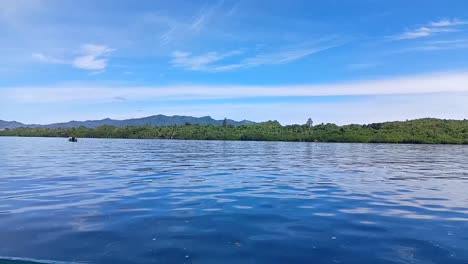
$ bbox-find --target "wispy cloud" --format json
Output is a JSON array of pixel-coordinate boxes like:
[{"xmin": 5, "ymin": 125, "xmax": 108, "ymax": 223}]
[
  {"xmin": 159, "ymin": 24, "xmax": 177, "ymax": 46},
  {"xmin": 85, "ymin": 93, "xmax": 468, "ymax": 125},
  {"xmin": 170, "ymin": 50, "xmax": 242, "ymax": 71},
  {"xmin": 2, "ymin": 72, "xmax": 468, "ymax": 125},
  {"xmin": 31, "ymin": 53, "xmax": 66, "ymax": 64},
  {"xmin": 225, "ymin": 2, "xmax": 240, "ymax": 17},
  {"xmin": 243, "ymin": 46, "xmax": 333, "ymax": 66},
  {"xmin": 190, "ymin": 1, "xmax": 224, "ymax": 32},
  {"xmin": 430, "ymin": 19, "xmax": 468, "ymax": 27},
  {"xmin": 3, "ymin": 71, "xmax": 468, "ymax": 104},
  {"xmin": 170, "ymin": 42, "xmax": 340, "ymax": 72},
  {"xmin": 32, "ymin": 44, "xmax": 115, "ymax": 71},
  {"xmin": 391, "ymin": 18, "xmax": 468, "ymax": 40},
  {"xmin": 397, "ymin": 27, "xmax": 456, "ymax": 40},
  {"xmin": 113, "ymin": 96, "xmax": 127, "ymax": 102},
  {"xmin": 395, "ymin": 38, "xmax": 468, "ymax": 53},
  {"xmin": 72, "ymin": 44, "xmax": 114, "ymax": 70},
  {"xmin": 154, "ymin": 0, "xmax": 227, "ymax": 46}
]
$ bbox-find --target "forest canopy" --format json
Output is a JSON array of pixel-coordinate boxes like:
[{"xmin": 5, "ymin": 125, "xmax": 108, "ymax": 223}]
[{"xmin": 1, "ymin": 118, "xmax": 467, "ymax": 144}]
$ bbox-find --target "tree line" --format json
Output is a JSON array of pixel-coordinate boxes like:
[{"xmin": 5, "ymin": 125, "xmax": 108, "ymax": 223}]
[{"xmin": 1, "ymin": 118, "xmax": 467, "ymax": 144}]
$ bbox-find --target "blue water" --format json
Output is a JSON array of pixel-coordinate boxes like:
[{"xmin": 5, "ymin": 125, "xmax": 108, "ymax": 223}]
[{"xmin": 1, "ymin": 137, "xmax": 468, "ymax": 264}]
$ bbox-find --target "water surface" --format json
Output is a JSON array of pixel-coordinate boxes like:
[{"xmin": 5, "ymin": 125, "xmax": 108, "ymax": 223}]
[{"xmin": 1, "ymin": 137, "xmax": 468, "ymax": 263}]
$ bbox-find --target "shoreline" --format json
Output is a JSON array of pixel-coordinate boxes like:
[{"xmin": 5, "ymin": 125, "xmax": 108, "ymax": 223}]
[
  {"xmin": 1, "ymin": 135, "xmax": 466, "ymax": 145},
  {"xmin": 1, "ymin": 118, "xmax": 467, "ymax": 145}
]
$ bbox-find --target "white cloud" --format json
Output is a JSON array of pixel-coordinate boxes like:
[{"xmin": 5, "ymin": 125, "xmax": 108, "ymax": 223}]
[
  {"xmin": 159, "ymin": 25, "xmax": 177, "ymax": 46},
  {"xmin": 2, "ymin": 71, "xmax": 468, "ymax": 104},
  {"xmin": 151, "ymin": 0, "xmax": 226, "ymax": 46},
  {"xmin": 391, "ymin": 18, "xmax": 468, "ymax": 40},
  {"xmin": 190, "ymin": 0, "xmax": 225, "ymax": 32},
  {"xmin": 2, "ymin": 71, "xmax": 468, "ymax": 125},
  {"xmin": 430, "ymin": 19, "xmax": 468, "ymax": 27},
  {"xmin": 2, "ymin": 93, "xmax": 468, "ymax": 126},
  {"xmin": 190, "ymin": 13, "xmax": 209, "ymax": 33},
  {"xmin": 113, "ymin": 93, "xmax": 468, "ymax": 125},
  {"xmin": 72, "ymin": 44, "xmax": 114, "ymax": 70},
  {"xmin": 170, "ymin": 50, "xmax": 242, "ymax": 71},
  {"xmin": 243, "ymin": 46, "xmax": 331, "ymax": 66},
  {"xmin": 171, "ymin": 43, "xmax": 339, "ymax": 72},
  {"xmin": 32, "ymin": 53, "xmax": 66, "ymax": 64},
  {"xmin": 395, "ymin": 38, "xmax": 468, "ymax": 53},
  {"xmin": 398, "ymin": 27, "xmax": 456, "ymax": 40},
  {"xmin": 32, "ymin": 44, "xmax": 115, "ymax": 71}
]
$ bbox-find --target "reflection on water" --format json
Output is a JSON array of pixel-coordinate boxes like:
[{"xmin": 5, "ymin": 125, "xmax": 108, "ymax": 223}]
[{"xmin": 0, "ymin": 137, "xmax": 467, "ymax": 264}]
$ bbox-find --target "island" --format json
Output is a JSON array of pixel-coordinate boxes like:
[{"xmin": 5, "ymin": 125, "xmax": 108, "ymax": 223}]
[{"xmin": 1, "ymin": 118, "xmax": 467, "ymax": 144}]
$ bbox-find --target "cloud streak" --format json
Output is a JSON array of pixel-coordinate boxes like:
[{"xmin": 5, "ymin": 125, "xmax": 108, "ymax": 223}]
[
  {"xmin": 190, "ymin": 1, "xmax": 225, "ymax": 32},
  {"xmin": 170, "ymin": 43, "xmax": 339, "ymax": 72},
  {"xmin": 109, "ymin": 93, "xmax": 468, "ymax": 125},
  {"xmin": 2, "ymin": 94, "xmax": 468, "ymax": 126},
  {"xmin": 2, "ymin": 71, "xmax": 468, "ymax": 103},
  {"xmin": 391, "ymin": 18, "xmax": 468, "ymax": 40},
  {"xmin": 430, "ymin": 19, "xmax": 468, "ymax": 27},
  {"xmin": 394, "ymin": 38, "xmax": 468, "ymax": 53},
  {"xmin": 154, "ymin": 0, "xmax": 227, "ymax": 46},
  {"xmin": 170, "ymin": 50, "xmax": 242, "ymax": 71}
]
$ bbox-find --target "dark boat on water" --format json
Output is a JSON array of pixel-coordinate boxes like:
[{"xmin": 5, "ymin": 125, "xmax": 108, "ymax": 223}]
[{"xmin": 68, "ymin": 137, "xmax": 78, "ymax": 142}]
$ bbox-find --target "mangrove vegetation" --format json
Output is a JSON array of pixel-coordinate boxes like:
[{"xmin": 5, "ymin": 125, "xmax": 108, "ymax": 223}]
[{"xmin": 1, "ymin": 118, "xmax": 467, "ymax": 144}]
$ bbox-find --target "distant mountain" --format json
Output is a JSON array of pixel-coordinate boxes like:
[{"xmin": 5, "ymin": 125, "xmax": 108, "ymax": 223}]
[
  {"xmin": 0, "ymin": 120, "xmax": 31, "ymax": 129},
  {"xmin": 0, "ymin": 115, "xmax": 255, "ymax": 129}
]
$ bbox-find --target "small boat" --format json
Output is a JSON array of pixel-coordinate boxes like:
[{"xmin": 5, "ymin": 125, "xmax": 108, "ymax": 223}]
[{"xmin": 68, "ymin": 137, "xmax": 78, "ymax": 142}]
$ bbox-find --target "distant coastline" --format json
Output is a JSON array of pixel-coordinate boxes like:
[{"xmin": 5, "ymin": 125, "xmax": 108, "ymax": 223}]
[
  {"xmin": 0, "ymin": 114, "xmax": 254, "ymax": 129},
  {"xmin": 1, "ymin": 118, "xmax": 467, "ymax": 144}
]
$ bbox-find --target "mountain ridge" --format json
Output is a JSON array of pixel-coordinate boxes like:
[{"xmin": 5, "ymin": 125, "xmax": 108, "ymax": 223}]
[{"xmin": 0, "ymin": 115, "xmax": 255, "ymax": 129}]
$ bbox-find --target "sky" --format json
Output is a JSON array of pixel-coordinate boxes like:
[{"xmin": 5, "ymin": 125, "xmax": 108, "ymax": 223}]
[{"xmin": 1, "ymin": 0, "xmax": 468, "ymax": 125}]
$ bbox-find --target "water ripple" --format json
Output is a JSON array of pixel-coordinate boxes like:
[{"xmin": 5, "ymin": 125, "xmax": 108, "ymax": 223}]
[{"xmin": 1, "ymin": 137, "xmax": 468, "ymax": 263}]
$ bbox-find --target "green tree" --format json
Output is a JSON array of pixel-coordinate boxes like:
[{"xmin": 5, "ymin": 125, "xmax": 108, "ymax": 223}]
[{"xmin": 1, "ymin": 118, "xmax": 467, "ymax": 144}]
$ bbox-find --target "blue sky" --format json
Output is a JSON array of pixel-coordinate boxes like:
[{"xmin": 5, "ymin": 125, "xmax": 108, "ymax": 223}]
[{"xmin": 1, "ymin": 0, "xmax": 468, "ymax": 124}]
